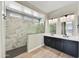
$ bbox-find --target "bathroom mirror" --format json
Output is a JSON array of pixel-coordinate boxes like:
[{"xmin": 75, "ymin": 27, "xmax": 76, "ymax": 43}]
[{"xmin": 60, "ymin": 14, "xmax": 74, "ymax": 36}]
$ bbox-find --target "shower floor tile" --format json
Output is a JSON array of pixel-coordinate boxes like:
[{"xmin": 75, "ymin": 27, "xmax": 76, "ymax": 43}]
[{"xmin": 6, "ymin": 46, "xmax": 27, "ymax": 58}]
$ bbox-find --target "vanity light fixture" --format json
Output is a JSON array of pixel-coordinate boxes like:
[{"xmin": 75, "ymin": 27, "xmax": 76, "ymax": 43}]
[
  {"xmin": 51, "ymin": 18, "xmax": 53, "ymax": 19},
  {"xmin": 64, "ymin": 15, "xmax": 68, "ymax": 17}
]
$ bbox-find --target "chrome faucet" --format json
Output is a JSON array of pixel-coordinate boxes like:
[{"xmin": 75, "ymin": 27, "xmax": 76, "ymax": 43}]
[{"xmin": 63, "ymin": 34, "xmax": 69, "ymax": 38}]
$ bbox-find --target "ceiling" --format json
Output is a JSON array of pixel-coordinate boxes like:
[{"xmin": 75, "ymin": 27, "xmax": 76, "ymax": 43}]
[
  {"xmin": 28, "ymin": 1, "xmax": 78, "ymax": 13},
  {"xmin": 17, "ymin": 1, "xmax": 78, "ymax": 14}
]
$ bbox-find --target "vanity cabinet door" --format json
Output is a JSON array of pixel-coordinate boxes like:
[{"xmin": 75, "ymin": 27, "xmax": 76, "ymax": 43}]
[
  {"xmin": 63, "ymin": 40, "xmax": 78, "ymax": 57},
  {"xmin": 44, "ymin": 36, "xmax": 52, "ymax": 47},
  {"xmin": 55, "ymin": 38, "xmax": 63, "ymax": 51},
  {"xmin": 78, "ymin": 42, "xmax": 79, "ymax": 57},
  {"xmin": 44, "ymin": 36, "xmax": 56, "ymax": 48},
  {"xmin": 51, "ymin": 37, "xmax": 56, "ymax": 48}
]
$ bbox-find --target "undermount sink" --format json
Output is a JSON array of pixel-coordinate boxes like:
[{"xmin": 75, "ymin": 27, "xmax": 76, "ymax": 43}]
[{"xmin": 63, "ymin": 35, "xmax": 69, "ymax": 38}]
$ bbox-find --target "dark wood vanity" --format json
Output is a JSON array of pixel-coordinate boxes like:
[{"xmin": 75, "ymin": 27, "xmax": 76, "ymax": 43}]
[{"xmin": 44, "ymin": 36, "xmax": 79, "ymax": 58}]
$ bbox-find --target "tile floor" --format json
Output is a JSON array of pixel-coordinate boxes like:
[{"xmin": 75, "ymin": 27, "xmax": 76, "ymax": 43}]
[{"xmin": 16, "ymin": 46, "xmax": 74, "ymax": 58}]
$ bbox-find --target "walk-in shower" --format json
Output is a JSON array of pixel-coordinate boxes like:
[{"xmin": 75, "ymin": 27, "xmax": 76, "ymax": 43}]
[{"xmin": 5, "ymin": 1, "xmax": 45, "ymax": 58}]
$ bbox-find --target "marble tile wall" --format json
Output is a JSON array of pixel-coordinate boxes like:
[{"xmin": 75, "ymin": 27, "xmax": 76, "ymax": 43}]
[{"xmin": 6, "ymin": 17, "xmax": 30, "ymax": 51}]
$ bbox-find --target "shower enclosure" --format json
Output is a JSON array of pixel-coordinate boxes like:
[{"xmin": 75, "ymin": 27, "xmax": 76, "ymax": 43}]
[{"xmin": 5, "ymin": 1, "xmax": 45, "ymax": 58}]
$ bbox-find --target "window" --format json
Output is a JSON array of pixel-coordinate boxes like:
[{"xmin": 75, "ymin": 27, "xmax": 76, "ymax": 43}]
[
  {"xmin": 49, "ymin": 19, "xmax": 57, "ymax": 34},
  {"xmin": 49, "ymin": 23, "xmax": 56, "ymax": 34},
  {"xmin": 30, "ymin": 18, "xmax": 45, "ymax": 33}
]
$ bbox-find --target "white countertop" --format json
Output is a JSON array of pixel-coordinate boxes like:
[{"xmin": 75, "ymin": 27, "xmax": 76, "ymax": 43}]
[{"xmin": 44, "ymin": 34, "xmax": 79, "ymax": 42}]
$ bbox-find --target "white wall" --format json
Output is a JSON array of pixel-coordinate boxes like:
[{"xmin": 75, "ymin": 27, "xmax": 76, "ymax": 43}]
[
  {"xmin": 76, "ymin": 4, "xmax": 79, "ymax": 35},
  {"xmin": 45, "ymin": 16, "xmax": 49, "ymax": 34},
  {"xmin": 27, "ymin": 33, "xmax": 44, "ymax": 52},
  {"xmin": 56, "ymin": 18, "xmax": 61, "ymax": 35},
  {"xmin": 48, "ymin": 4, "xmax": 78, "ymax": 19},
  {"xmin": 0, "ymin": 1, "xmax": 5, "ymax": 58},
  {"xmin": 0, "ymin": 1, "xmax": 2, "ymax": 57}
]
